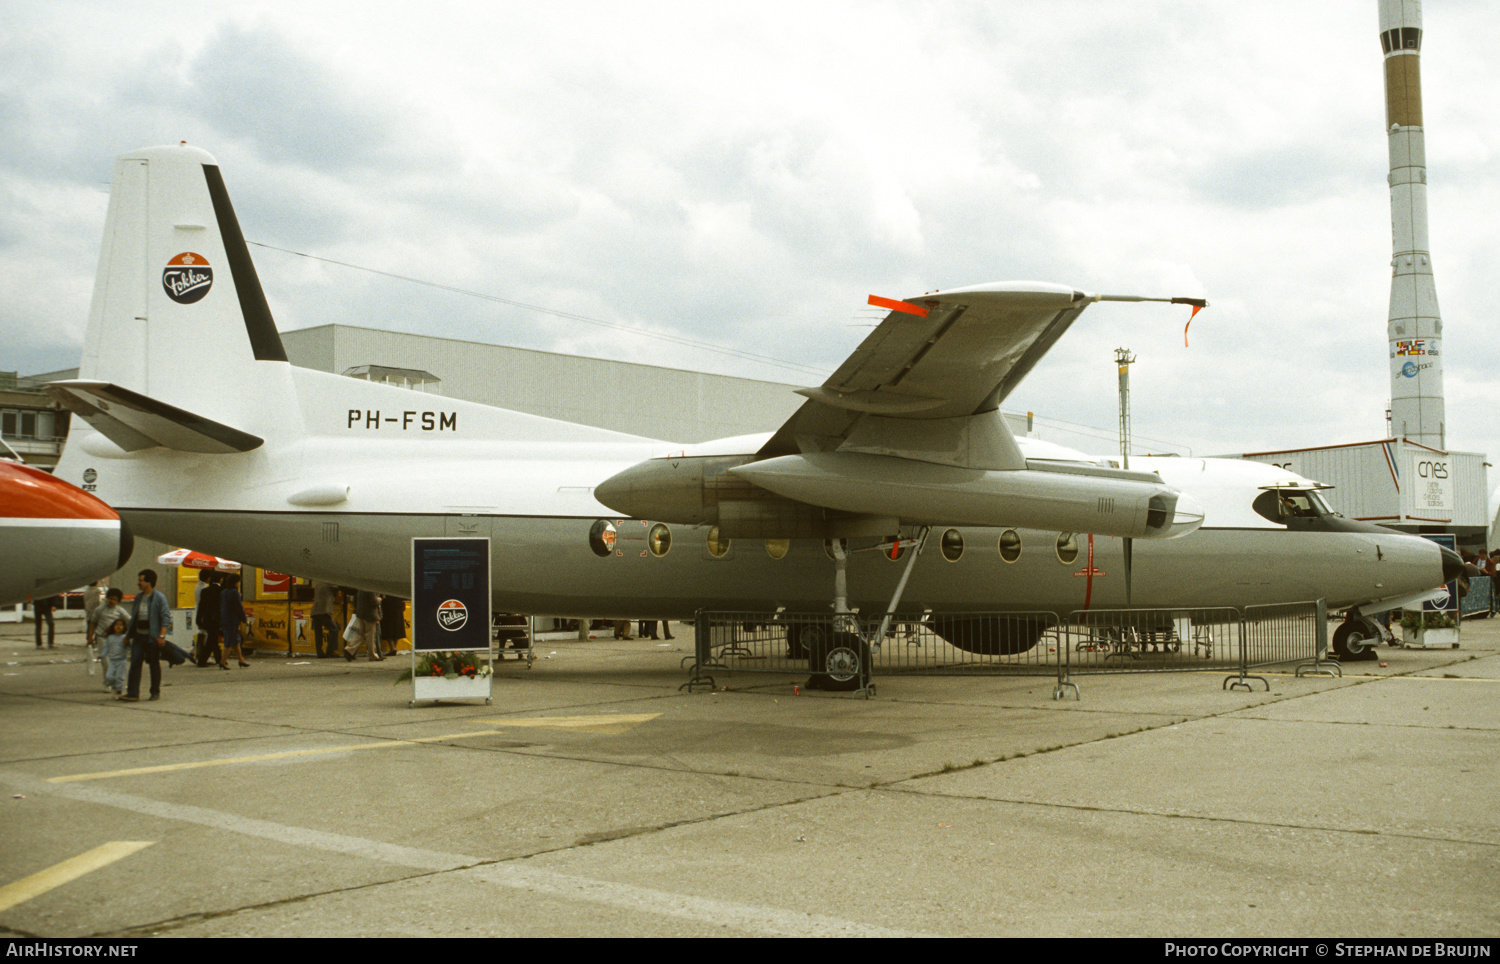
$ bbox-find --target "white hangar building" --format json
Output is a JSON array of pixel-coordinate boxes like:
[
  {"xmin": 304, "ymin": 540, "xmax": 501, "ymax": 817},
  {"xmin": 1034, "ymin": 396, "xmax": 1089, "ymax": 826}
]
[{"xmin": 279, "ymin": 324, "xmax": 807, "ymax": 444}]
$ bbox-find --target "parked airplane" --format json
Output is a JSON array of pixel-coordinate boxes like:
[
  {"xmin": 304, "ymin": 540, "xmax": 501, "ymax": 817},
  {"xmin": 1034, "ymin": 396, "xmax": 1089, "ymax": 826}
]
[
  {"xmin": 46, "ymin": 144, "xmax": 1455, "ymax": 677},
  {"xmin": 0, "ymin": 454, "xmax": 133, "ymax": 605}
]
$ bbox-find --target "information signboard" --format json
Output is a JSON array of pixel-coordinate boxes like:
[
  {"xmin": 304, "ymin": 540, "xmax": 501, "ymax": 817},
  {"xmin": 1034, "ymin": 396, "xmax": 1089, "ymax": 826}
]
[
  {"xmin": 411, "ymin": 537, "xmax": 491, "ymax": 652},
  {"xmin": 1420, "ymin": 533, "xmax": 1458, "ymax": 615}
]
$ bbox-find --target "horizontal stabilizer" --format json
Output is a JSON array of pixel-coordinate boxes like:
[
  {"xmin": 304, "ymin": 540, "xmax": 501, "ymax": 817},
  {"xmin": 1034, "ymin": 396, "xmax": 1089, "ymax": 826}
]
[{"xmin": 45, "ymin": 380, "xmax": 263, "ymax": 454}]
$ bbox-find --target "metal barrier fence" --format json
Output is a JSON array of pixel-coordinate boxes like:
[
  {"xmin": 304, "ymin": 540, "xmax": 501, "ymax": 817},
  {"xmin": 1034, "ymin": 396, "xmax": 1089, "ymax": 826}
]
[
  {"xmin": 1242, "ymin": 600, "xmax": 1336, "ymax": 684},
  {"xmin": 1061, "ymin": 607, "xmax": 1243, "ymax": 676},
  {"xmin": 688, "ymin": 601, "xmax": 1334, "ymax": 698}
]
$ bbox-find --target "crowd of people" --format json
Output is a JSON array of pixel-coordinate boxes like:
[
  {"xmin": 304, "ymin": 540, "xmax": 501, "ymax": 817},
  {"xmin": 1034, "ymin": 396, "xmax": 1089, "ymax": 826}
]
[
  {"xmin": 1461, "ymin": 548, "xmax": 1500, "ymax": 599},
  {"xmin": 52, "ymin": 569, "xmax": 680, "ymax": 706},
  {"xmin": 68, "ymin": 571, "xmax": 412, "ymax": 704}
]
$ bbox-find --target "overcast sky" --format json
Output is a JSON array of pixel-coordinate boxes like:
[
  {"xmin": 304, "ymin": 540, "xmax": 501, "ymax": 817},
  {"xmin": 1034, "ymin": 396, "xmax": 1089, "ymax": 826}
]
[{"xmin": 2, "ymin": 0, "xmax": 1497, "ymax": 462}]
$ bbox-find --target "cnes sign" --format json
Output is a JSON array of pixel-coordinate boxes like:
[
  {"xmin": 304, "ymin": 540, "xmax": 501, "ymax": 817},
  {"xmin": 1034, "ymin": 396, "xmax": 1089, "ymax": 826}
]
[{"xmin": 1405, "ymin": 452, "xmax": 1452, "ymax": 519}]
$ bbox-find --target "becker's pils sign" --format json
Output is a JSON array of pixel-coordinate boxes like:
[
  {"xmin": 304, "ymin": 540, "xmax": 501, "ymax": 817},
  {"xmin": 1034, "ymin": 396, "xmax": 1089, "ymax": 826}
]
[{"xmin": 163, "ymin": 252, "xmax": 213, "ymax": 304}]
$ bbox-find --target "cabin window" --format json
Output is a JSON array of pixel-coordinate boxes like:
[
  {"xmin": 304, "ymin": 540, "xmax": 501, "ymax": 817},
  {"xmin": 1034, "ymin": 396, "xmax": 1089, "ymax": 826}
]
[
  {"xmin": 588, "ymin": 520, "xmax": 616, "ymax": 558},
  {"xmin": 998, "ymin": 529, "xmax": 1021, "ymax": 563},
  {"xmin": 648, "ymin": 523, "xmax": 671, "ymax": 557},
  {"xmin": 941, "ymin": 528, "xmax": 964, "ymax": 562},
  {"xmin": 707, "ymin": 527, "xmax": 729, "ymax": 558},
  {"xmin": 883, "ymin": 536, "xmax": 906, "ymax": 561},
  {"xmin": 1056, "ymin": 532, "xmax": 1079, "ymax": 565},
  {"xmin": 765, "ymin": 539, "xmax": 789, "ymax": 560}
]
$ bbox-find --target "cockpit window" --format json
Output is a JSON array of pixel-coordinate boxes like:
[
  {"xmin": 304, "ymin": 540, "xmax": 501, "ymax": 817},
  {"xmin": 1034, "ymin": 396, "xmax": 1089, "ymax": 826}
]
[{"xmin": 1253, "ymin": 489, "xmax": 1335, "ymax": 524}]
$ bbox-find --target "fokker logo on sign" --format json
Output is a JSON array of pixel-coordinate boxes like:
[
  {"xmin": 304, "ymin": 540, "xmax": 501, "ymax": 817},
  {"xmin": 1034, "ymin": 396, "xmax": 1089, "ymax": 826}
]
[
  {"xmin": 163, "ymin": 252, "xmax": 213, "ymax": 304},
  {"xmin": 437, "ymin": 599, "xmax": 468, "ymax": 631}
]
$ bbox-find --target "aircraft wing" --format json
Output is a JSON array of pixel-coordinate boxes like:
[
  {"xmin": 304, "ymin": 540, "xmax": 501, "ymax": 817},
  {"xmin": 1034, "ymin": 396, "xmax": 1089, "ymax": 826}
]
[
  {"xmin": 758, "ymin": 282, "xmax": 1091, "ymax": 461},
  {"xmin": 597, "ymin": 280, "xmax": 1208, "ymax": 541}
]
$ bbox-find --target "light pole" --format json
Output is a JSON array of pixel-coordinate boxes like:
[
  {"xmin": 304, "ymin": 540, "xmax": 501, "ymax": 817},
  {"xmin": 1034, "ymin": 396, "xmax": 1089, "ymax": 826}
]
[{"xmin": 1116, "ymin": 347, "xmax": 1135, "ymax": 470}]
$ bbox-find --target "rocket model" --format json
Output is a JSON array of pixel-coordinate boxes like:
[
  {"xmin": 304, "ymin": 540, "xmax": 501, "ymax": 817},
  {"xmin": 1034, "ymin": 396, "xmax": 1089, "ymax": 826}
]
[{"xmin": 1380, "ymin": 0, "xmax": 1445, "ymax": 448}]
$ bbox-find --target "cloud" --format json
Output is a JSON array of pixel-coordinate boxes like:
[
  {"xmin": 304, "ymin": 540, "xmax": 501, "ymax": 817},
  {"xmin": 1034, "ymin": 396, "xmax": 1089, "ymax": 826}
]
[{"xmin": 1, "ymin": 0, "xmax": 1498, "ymax": 468}]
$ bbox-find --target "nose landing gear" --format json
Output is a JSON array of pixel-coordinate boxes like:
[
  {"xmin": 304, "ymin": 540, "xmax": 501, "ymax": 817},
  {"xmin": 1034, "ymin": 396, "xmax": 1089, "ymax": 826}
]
[{"xmin": 1332, "ymin": 611, "xmax": 1385, "ymax": 661}]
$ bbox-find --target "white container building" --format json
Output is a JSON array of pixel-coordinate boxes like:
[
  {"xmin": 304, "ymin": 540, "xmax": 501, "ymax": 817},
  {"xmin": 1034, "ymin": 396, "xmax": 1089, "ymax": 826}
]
[{"xmin": 1240, "ymin": 439, "xmax": 1490, "ymax": 550}]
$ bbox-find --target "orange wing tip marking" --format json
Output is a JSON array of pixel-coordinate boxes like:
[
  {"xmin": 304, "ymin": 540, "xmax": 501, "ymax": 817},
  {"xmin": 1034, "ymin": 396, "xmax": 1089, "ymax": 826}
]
[{"xmin": 868, "ymin": 294, "xmax": 929, "ymax": 318}]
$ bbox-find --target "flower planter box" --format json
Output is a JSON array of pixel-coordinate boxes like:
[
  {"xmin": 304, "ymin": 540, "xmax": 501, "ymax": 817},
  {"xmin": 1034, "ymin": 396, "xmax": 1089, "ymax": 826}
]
[
  {"xmin": 412, "ymin": 673, "xmax": 492, "ymax": 703},
  {"xmin": 1402, "ymin": 624, "xmax": 1459, "ymax": 649}
]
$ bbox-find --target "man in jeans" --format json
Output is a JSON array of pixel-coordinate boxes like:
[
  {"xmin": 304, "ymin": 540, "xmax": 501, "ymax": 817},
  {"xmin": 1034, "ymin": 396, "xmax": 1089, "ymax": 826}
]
[
  {"xmin": 120, "ymin": 569, "xmax": 171, "ymax": 702},
  {"xmin": 32, "ymin": 593, "xmax": 60, "ymax": 649}
]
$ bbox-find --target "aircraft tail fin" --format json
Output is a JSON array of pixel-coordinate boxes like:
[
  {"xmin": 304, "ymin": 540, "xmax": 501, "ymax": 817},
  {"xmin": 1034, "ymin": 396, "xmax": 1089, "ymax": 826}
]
[
  {"xmin": 77, "ymin": 144, "xmax": 295, "ymax": 437},
  {"xmin": 63, "ymin": 144, "xmax": 656, "ymax": 460}
]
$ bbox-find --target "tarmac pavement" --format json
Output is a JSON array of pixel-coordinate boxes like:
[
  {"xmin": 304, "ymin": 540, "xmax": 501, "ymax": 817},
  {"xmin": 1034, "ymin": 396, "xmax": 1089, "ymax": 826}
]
[{"xmin": 0, "ymin": 617, "xmax": 1496, "ymax": 937}]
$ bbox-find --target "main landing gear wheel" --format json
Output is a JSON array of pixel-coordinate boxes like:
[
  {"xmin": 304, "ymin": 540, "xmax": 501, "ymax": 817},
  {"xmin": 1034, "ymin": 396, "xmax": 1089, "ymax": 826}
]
[
  {"xmin": 808, "ymin": 632, "xmax": 869, "ymax": 692},
  {"xmin": 1332, "ymin": 622, "xmax": 1378, "ymax": 662},
  {"xmin": 787, "ymin": 623, "xmax": 820, "ymax": 660}
]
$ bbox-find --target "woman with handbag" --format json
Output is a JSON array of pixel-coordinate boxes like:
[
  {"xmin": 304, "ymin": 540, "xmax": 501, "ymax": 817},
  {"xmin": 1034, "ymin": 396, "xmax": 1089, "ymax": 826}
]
[{"xmin": 220, "ymin": 573, "xmax": 250, "ymax": 667}]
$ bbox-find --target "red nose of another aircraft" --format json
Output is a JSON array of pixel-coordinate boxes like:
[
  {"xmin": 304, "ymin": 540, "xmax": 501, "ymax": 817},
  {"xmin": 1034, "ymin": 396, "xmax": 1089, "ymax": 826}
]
[{"xmin": 0, "ymin": 459, "xmax": 133, "ymax": 605}]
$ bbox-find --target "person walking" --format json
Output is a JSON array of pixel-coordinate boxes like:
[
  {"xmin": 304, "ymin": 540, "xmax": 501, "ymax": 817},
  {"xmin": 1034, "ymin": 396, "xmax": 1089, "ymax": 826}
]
[
  {"xmin": 87, "ymin": 587, "xmax": 127, "ymax": 651},
  {"xmin": 221, "ymin": 572, "xmax": 250, "ymax": 667},
  {"xmin": 101, "ymin": 617, "xmax": 129, "ymax": 696},
  {"xmin": 119, "ymin": 570, "xmax": 170, "ymax": 702},
  {"xmin": 90, "ymin": 588, "xmax": 129, "ymax": 689},
  {"xmin": 311, "ymin": 581, "xmax": 339, "ymax": 658},
  {"xmin": 83, "ymin": 581, "xmax": 106, "ymax": 634},
  {"xmin": 379, "ymin": 595, "xmax": 406, "ymax": 657},
  {"xmin": 32, "ymin": 593, "xmax": 60, "ymax": 649},
  {"xmin": 343, "ymin": 590, "xmax": 382, "ymax": 661},
  {"xmin": 196, "ymin": 570, "xmax": 226, "ymax": 669}
]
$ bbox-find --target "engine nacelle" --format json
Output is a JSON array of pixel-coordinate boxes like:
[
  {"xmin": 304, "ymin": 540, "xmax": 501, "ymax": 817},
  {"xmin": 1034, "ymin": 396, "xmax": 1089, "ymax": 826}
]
[
  {"xmin": 595, "ymin": 449, "xmax": 1205, "ymax": 541},
  {"xmin": 593, "ymin": 454, "xmax": 750, "ymax": 527},
  {"xmin": 729, "ymin": 452, "xmax": 1202, "ymax": 540},
  {"xmin": 595, "ymin": 454, "xmax": 840, "ymax": 538}
]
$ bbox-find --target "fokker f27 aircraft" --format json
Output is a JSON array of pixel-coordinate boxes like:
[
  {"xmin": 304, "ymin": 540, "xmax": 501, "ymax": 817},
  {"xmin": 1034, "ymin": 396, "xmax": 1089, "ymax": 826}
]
[{"xmin": 47, "ymin": 145, "xmax": 1457, "ymax": 676}]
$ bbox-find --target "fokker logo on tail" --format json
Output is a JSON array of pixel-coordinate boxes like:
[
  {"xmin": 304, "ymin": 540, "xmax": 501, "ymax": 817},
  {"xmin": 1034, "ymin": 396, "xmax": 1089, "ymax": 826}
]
[{"xmin": 163, "ymin": 252, "xmax": 213, "ymax": 304}]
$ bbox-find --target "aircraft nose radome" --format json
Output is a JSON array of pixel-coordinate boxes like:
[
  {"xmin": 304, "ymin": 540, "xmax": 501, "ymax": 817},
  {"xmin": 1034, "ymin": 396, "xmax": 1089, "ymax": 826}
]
[{"xmin": 1441, "ymin": 546, "xmax": 1465, "ymax": 585}]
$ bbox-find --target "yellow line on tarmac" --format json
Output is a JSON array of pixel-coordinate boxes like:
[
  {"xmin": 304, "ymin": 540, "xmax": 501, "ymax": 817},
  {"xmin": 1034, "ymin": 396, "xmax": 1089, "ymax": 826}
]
[
  {"xmin": 1383, "ymin": 675, "xmax": 1500, "ymax": 683},
  {"xmin": 46, "ymin": 730, "xmax": 506, "ymax": 784},
  {"xmin": 0, "ymin": 841, "xmax": 154, "ymax": 913},
  {"xmin": 477, "ymin": 713, "xmax": 661, "ymax": 735}
]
